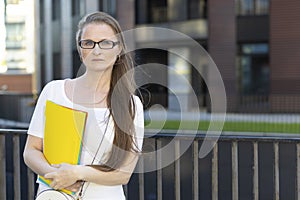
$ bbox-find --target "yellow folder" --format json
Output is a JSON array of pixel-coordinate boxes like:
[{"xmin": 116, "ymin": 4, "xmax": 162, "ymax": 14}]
[{"xmin": 38, "ymin": 100, "xmax": 87, "ymax": 195}]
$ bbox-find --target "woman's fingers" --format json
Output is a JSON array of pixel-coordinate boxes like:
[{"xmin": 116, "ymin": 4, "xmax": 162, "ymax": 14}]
[
  {"xmin": 44, "ymin": 172, "xmax": 55, "ymax": 179},
  {"xmin": 65, "ymin": 181, "xmax": 83, "ymax": 192},
  {"xmin": 45, "ymin": 163, "xmax": 79, "ymax": 190}
]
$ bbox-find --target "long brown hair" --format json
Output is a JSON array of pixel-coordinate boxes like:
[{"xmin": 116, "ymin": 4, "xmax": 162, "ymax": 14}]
[{"xmin": 76, "ymin": 12, "xmax": 138, "ymax": 171}]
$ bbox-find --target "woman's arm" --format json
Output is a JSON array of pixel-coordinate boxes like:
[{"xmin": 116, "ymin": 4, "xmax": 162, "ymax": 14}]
[
  {"xmin": 44, "ymin": 151, "xmax": 140, "ymax": 190},
  {"xmin": 23, "ymin": 135, "xmax": 56, "ymax": 176},
  {"xmin": 23, "ymin": 135, "xmax": 82, "ymax": 192},
  {"xmin": 79, "ymin": 151, "xmax": 139, "ymax": 185}
]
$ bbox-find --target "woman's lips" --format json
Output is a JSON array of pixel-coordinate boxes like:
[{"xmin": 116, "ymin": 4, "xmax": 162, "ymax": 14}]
[{"xmin": 92, "ymin": 58, "xmax": 104, "ymax": 61}]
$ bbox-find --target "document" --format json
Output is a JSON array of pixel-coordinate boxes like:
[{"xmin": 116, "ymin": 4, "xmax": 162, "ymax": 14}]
[{"xmin": 38, "ymin": 100, "xmax": 87, "ymax": 194}]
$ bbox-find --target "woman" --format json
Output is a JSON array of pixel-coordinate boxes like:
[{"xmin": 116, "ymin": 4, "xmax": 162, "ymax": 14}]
[{"xmin": 23, "ymin": 11, "xmax": 144, "ymax": 200}]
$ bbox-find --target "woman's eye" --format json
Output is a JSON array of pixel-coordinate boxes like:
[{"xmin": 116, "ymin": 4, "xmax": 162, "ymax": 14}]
[
  {"xmin": 102, "ymin": 40, "xmax": 111, "ymax": 45},
  {"xmin": 85, "ymin": 40, "xmax": 94, "ymax": 46}
]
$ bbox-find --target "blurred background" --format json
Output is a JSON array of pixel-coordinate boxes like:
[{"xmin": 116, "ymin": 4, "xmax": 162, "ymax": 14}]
[
  {"xmin": 1, "ymin": 1, "xmax": 300, "ymax": 199},
  {"xmin": 1, "ymin": 0, "xmax": 300, "ymax": 129}
]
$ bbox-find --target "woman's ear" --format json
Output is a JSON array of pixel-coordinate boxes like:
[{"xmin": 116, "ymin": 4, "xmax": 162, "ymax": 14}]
[
  {"xmin": 116, "ymin": 40, "xmax": 122, "ymax": 54},
  {"xmin": 117, "ymin": 46, "xmax": 122, "ymax": 56}
]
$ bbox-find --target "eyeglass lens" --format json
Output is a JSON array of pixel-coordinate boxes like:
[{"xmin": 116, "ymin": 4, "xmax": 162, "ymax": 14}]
[{"xmin": 80, "ymin": 40, "xmax": 116, "ymax": 49}]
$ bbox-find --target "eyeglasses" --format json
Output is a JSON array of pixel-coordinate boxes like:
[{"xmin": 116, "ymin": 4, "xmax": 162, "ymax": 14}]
[{"xmin": 79, "ymin": 39, "xmax": 120, "ymax": 49}]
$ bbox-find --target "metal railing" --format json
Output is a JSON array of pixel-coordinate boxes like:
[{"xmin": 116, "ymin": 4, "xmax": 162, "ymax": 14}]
[
  {"xmin": 0, "ymin": 129, "xmax": 35, "ymax": 200},
  {"xmin": 1, "ymin": 129, "xmax": 300, "ymax": 199},
  {"xmin": 134, "ymin": 131, "xmax": 300, "ymax": 200}
]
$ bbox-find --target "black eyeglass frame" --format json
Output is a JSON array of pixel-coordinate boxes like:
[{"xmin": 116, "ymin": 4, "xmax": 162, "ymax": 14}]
[{"xmin": 79, "ymin": 39, "xmax": 120, "ymax": 49}]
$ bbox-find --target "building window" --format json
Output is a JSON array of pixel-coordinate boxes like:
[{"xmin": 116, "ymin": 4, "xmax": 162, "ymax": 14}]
[
  {"xmin": 7, "ymin": 0, "xmax": 19, "ymax": 4},
  {"xmin": 39, "ymin": 0, "xmax": 43, "ymax": 24},
  {"xmin": 168, "ymin": 47, "xmax": 191, "ymax": 111},
  {"xmin": 5, "ymin": 22, "xmax": 26, "ymax": 49},
  {"xmin": 5, "ymin": 22, "xmax": 27, "ymax": 71},
  {"xmin": 149, "ymin": 0, "xmax": 168, "ymax": 23},
  {"xmin": 135, "ymin": 0, "xmax": 207, "ymax": 24},
  {"xmin": 188, "ymin": 0, "xmax": 207, "ymax": 19},
  {"xmin": 72, "ymin": 0, "xmax": 80, "ymax": 16},
  {"xmin": 237, "ymin": 43, "xmax": 269, "ymax": 95},
  {"xmin": 100, "ymin": 0, "xmax": 116, "ymax": 17},
  {"xmin": 52, "ymin": 0, "xmax": 60, "ymax": 20},
  {"xmin": 4, "ymin": 0, "xmax": 34, "ymax": 74},
  {"xmin": 236, "ymin": 0, "xmax": 269, "ymax": 16},
  {"xmin": 134, "ymin": 48, "xmax": 168, "ymax": 109}
]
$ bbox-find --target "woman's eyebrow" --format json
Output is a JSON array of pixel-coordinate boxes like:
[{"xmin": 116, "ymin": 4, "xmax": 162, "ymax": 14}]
[{"xmin": 80, "ymin": 38, "xmax": 117, "ymax": 42}]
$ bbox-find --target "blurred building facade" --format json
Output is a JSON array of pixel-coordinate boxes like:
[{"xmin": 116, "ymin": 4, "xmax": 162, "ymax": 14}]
[
  {"xmin": 0, "ymin": 0, "xmax": 34, "ymax": 93},
  {"xmin": 8, "ymin": 0, "xmax": 300, "ymax": 113}
]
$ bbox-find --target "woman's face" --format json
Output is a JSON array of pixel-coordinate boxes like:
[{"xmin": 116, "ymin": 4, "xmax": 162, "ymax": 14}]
[{"xmin": 79, "ymin": 23, "xmax": 121, "ymax": 72}]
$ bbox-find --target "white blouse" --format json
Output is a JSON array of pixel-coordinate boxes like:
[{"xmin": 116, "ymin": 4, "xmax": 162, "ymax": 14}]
[{"xmin": 28, "ymin": 79, "xmax": 144, "ymax": 200}]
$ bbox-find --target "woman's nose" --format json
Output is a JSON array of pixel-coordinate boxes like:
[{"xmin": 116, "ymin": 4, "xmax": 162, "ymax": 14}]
[{"xmin": 92, "ymin": 45, "xmax": 102, "ymax": 55}]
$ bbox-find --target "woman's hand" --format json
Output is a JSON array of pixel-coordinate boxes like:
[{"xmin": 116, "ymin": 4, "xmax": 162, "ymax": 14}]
[
  {"xmin": 44, "ymin": 163, "xmax": 80, "ymax": 190},
  {"xmin": 64, "ymin": 181, "xmax": 83, "ymax": 193}
]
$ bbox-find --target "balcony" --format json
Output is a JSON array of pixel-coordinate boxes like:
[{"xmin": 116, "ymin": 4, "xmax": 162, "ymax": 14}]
[{"xmin": 1, "ymin": 129, "xmax": 300, "ymax": 199}]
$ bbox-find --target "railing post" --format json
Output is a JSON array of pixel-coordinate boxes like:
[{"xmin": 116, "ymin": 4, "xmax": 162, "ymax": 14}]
[
  {"xmin": 175, "ymin": 140, "xmax": 180, "ymax": 200},
  {"xmin": 253, "ymin": 142, "xmax": 259, "ymax": 200},
  {"xmin": 212, "ymin": 142, "xmax": 218, "ymax": 200},
  {"xmin": 193, "ymin": 140, "xmax": 199, "ymax": 200},
  {"xmin": 274, "ymin": 142, "xmax": 279, "ymax": 200},
  {"xmin": 232, "ymin": 141, "xmax": 238, "ymax": 200},
  {"xmin": 138, "ymin": 155, "xmax": 144, "ymax": 200},
  {"xmin": 156, "ymin": 139, "xmax": 162, "ymax": 200},
  {"xmin": 297, "ymin": 143, "xmax": 300, "ymax": 200},
  {"xmin": 27, "ymin": 168, "xmax": 35, "ymax": 200},
  {"xmin": 13, "ymin": 134, "xmax": 21, "ymax": 200},
  {"xmin": 0, "ymin": 134, "xmax": 6, "ymax": 200}
]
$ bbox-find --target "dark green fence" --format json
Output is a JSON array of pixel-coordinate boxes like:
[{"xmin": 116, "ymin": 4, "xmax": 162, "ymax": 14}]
[{"xmin": 1, "ymin": 129, "xmax": 300, "ymax": 200}]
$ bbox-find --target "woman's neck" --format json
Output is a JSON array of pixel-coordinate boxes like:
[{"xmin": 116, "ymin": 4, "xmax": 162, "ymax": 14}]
[
  {"xmin": 66, "ymin": 69, "xmax": 112, "ymax": 107},
  {"xmin": 79, "ymin": 69, "xmax": 112, "ymax": 93}
]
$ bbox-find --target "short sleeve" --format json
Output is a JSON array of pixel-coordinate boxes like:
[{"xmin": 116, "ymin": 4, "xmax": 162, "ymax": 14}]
[
  {"xmin": 133, "ymin": 95, "xmax": 144, "ymax": 152},
  {"xmin": 27, "ymin": 82, "xmax": 53, "ymax": 138}
]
